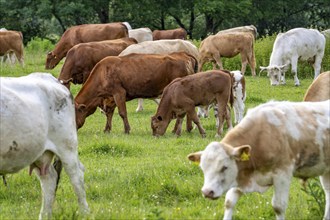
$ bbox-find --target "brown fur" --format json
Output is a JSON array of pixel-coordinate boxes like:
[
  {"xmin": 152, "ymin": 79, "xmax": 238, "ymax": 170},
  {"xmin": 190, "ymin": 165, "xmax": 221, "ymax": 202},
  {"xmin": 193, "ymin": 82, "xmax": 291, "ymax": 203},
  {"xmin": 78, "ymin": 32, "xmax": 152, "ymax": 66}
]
[
  {"xmin": 199, "ymin": 32, "xmax": 256, "ymax": 76},
  {"xmin": 151, "ymin": 70, "xmax": 233, "ymax": 137},
  {"xmin": 45, "ymin": 22, "xmax": 129, "ymax": 69},
  {"xmin": 303, "ymin": 71, "xmax": 330, "ymax": 101},
  {"xmin": 152, "ymin": 28, "xmax": 187, "ymax": 40},
  {"xmin": 75, "ymin": 52, "xmax": 197, "ymax": 133},
  {"xmin": 0, "ymin": 31, "xmax": 24, "ymax": 65},
  {"xmin": 58, "ymin": 38, "xmax": 137, "ymax": 88}
]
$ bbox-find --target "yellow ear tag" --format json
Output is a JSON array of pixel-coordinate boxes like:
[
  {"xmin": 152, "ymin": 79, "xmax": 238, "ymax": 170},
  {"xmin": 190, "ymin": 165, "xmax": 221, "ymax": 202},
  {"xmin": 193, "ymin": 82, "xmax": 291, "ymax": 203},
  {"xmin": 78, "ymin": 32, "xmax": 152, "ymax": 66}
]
[
  {"xmin": 193, "ymin": 161, "xmax": 200, "ymax": 165},
  {"xmin": 240, "ymin": 151, "xmax": 250, "ymax": 161}
]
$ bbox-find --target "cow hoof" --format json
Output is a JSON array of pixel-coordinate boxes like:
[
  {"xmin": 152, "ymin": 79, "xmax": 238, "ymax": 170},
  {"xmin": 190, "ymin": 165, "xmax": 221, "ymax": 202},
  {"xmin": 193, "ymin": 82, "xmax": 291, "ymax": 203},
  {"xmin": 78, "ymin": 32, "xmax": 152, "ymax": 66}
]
[{"xmin": 201, "ymin": 133, "xmax": 206, "ymax": 138}]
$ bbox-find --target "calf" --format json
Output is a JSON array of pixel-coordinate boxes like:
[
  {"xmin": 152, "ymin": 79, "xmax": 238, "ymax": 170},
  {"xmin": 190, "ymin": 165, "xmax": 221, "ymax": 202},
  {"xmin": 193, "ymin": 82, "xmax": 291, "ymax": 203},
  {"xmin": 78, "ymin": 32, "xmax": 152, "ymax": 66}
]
[
  {"xmin": 0, "ymin": 30, "xmax": 24, "ymax": 66},
  {"xmin": 152, "ymin": 28, "xmax": 187, "ymax": 40},
  {"xmin": 58, "ymin": 38, "xmax": 137, "ymax": 89},
  {"xmin": 151, "ymin": 70, "xmax": 233, "ymax": 138},
  {"xmin": 75, "ymin": 52, "xmax": 197, "ymax": 133},
  {"xmin": 198, "ymin": 32, "xmax": 256, "ymax": 76},
  {"xmin": 304, "ymin": 71, "xmax": 330, "ymax": 101},
  {"xmin": 0, "ymin": 73, "xmax": 89, "ymax": 220},
  {"xmin": 259, "ymin": 28, "xmax": 325, "ymax": 86},
  {"xmin": 188, "ymin": 100, "xmax": 330, "ymax": 220},
  {"xmin": 45, "ymin": 22, "xmax": 128, "ymax": 69}
]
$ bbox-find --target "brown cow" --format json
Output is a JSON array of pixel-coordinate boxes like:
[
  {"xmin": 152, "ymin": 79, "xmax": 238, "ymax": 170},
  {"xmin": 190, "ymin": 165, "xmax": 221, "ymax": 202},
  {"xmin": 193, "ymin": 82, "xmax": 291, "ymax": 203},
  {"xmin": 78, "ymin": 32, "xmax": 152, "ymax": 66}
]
[
  {"xmin": 303, "ymin": 71, "xmax": 330, "ymax": 101},
  {"xmin": 152, "ymin": 28, "xmax": 187, "ymax": 40},
  {"xmin": 75, "ymin": 52, "xmax": 197, "ymax": 133},
  {"xmin": 151, "ymin": 70, "xmax": 233, "ymax": 138},
  {"xmin": 0, "ymin": 30, "xmax": 24, "ymax": 66},
  {"xmin": 45, "ymin": 22, "xmax": 129, "ymax": 69},
  {"xmin": 58, "ymin": 38, "xmax": 137, "ymax": 89},
  {"xmin": 198, "ymin": 32, "xmax": 256, "ymax": 76}
]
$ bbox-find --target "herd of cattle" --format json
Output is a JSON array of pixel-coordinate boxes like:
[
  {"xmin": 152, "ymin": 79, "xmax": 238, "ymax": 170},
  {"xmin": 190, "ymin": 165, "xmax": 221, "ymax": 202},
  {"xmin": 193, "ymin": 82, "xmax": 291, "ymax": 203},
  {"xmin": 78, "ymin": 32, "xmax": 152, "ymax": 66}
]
[{"xmin": 0, "ymin": 21, "xmax": 329, "ymax": 220}]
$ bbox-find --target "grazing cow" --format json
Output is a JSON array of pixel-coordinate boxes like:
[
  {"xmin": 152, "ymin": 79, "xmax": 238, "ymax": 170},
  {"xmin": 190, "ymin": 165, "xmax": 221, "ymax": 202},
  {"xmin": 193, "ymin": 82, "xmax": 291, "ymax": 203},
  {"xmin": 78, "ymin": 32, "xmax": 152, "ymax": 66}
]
[
  {"xmin": 152, "ymin": 28, "xmax": 187, "ymax": 40},
  {"xmin": 198, "ymin": 32, "xmax": 256, "ymax": 76},
  {"xmin": 45, "ymin": 22, "xmax": 129, "ymax": 69},
  {"xmin": 75, "ymin": 52, "xmax": 197, "ymax": 133},
  {"xmin": 188, "ymin": 100, "xmax": 330, "ymax": 220},
  {"xmin": 259, "ymin": 28, "xmax": 326, "ymax": 86},
  {"xmin": 197, "ymin": 70, "xmax": 246, "ymax": 125},
  {"xmin": 304, "ymin": 71, "xmax": 330, "ymax": 101},
  {"xmin": 0, "ymin": 73, "xmax": 89, "ymax": 220},
  {"xmin": 119, "ymin": 39, "xmax": 199, "ymax": 112},
  {"xmin": 0, "ymin": 30, "xmax": 24, "ymax": 66},
  {"xmin": 58, "ymin": 38, "xmax": 137, "ymax": 89},
  {"xmin": 151, "ymin": 70, "xmax": 233, "ymax": 138},
  {"xmin": 217, "ymin": 25, "xmax": 257, "ymax": 39},
  {"xmin": 128, "ymin": 27, "xmax": 153, "ymax": 43}
]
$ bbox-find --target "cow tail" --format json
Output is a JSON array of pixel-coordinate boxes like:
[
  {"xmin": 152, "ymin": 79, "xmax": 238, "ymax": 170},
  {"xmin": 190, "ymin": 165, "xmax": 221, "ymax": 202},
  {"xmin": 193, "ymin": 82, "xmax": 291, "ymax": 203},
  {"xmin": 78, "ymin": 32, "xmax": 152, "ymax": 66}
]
[{"xmin": 223, "ymin": 70, "xmax": 234, "ymax": 108}]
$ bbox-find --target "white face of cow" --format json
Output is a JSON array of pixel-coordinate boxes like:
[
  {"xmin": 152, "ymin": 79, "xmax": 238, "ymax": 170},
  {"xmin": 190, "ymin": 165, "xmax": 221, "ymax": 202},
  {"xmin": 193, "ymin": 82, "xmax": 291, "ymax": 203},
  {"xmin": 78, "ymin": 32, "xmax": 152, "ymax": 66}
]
[
  {"xmin": 260, "ymin": 65, "xmax": 288, "ymax": 86},
  {"xmin": 188, "ymin": 142, "xmax": 251, "ymax": 199}
]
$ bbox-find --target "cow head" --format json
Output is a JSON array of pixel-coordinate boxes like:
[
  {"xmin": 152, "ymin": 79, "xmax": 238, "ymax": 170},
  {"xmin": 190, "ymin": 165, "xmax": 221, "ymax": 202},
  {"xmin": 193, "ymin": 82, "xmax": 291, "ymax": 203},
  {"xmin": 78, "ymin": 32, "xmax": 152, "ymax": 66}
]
[
  {"xmin": 259, "ymin": 64, "xmax": 289, "ymax": 86},
  {"xmin": 75, "ymin": 103, "xmax": 87, "ymax": 129},
  {"xmin": 188, "ymin": 142, "xmax": 251, "ymax": 199},
  {"xmin": 45, "ymin": 51, "xmax": 60, "ymax": 69},
  {"xmin": 151, "ymin": 115, "xmax": 171, "ymax": 137}
]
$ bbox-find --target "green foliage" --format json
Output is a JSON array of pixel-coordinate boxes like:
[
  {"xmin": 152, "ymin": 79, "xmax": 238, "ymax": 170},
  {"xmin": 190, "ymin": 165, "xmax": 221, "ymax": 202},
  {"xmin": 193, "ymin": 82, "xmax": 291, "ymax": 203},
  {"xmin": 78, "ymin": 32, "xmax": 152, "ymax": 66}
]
[
  {"xmin": 0, "ymin": 34, "xmax": 328, "ymax": 220},
  {"xmin": 302, "ymin": 178, "xmax": 326, "ymax": 217}
]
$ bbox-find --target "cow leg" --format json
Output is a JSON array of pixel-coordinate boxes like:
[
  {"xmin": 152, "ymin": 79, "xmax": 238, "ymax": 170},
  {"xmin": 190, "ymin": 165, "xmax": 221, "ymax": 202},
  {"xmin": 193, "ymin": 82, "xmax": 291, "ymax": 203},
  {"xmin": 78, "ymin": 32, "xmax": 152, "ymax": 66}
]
[
  {"xmin": 272, "ymin": 170, "xmax": 292, "ymax": 220},
  {"xmin": 187, "ymin": 107, "xmax": 206, "ymax": 138},
  {"xmin": 186, "ymin": 114, "xmax": 193, "ymax": 132},
  {"xmin": 247, "ymin": 50, "xmax": 256, "ymax": 77},
  {"xmin": 225, "ymin": 105, "xmax": 233, "ymax": 131},
  {"xmin": 313, "ymin": 55, "xmax": 323, "ymax": 79},
  {"xmin": 290, "ymin": 57, "xmax": 300, "ymax": 86},
  {"xmin": 173, "ymin": 115, "xmax": 185, "ymax": 136},
  {"xmin": 240, "ymin": 53, "xmax": 248, "ymax": 75},
  {"xmin": 320, "ymin": 172, "xmax": 330, "ymax": 220},
  {"xmin": 113, "ymin": 92, "xmax": 130, "ymax": 134},
  {"xmin": 136, "ymin": 98, "xmax": 144, "ymax": 112},
  {"xmin": 215, "ymin": 100, "xmax": 227, "ymax": 137},
  {"xmin": 60, "ymin": 153, "xmax": 89, "ymax": 216},
  {"xmin": 213, "ymin": 53, "xmax": 223, "ymax": 70},
  {"xmin": 103, "ymin": 105, "xmax": 115, "ymax": 133},
  {"xmin": 35, "ymin": 162, "xmax": 58, "ymax": 220},
  {"xmin": 223, "ymin": 188, "xmax": 243, "ymax": 220}
]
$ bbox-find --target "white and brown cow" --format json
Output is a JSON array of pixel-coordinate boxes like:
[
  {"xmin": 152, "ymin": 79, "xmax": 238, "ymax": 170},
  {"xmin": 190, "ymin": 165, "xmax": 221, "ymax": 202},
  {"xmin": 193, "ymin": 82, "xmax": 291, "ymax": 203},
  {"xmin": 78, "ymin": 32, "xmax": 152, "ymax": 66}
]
[
  {"xmin": 151, "ymin": 70, "xmax": 233, "ymax": 138},
  {"xmin": 259, "ymin": 28, "xmax": 325, "ymax": 86},
  {"xmin": 0, "ymin": 73, "xmax": 89, "ymax": 220},
  {"xmin": 75, "ymin": 52, "xmax": 197, "ymax": 133},
  {"xmin": 198, "ymin": 32, "xmax": 256, "ymax": 76},
  {"xmin": 119, "ymin": 39, "xmax": 199, "ymax": 112},
  {"xmin": 304, "ymin": 71, "xmax": 330, "ymax": 102},
  {"xmin": 45, "ymin": 22, "xmax": 129, "ymax": 69},
  {"xmin": 188, "ymin": 100, "xmax": 330, "ymax": 220},
  {"xmin": 152, "ymin": 28, "xmax": 187, "ymax": 40},
  {"xmin": 0, "ymin": 30, "xmax": 24, "ymax": 66},
  {"xmin": 58, "ymin": 37, "xmax": 137, "ymax": 89},
  {"xmin": 197, "ymin": 70, "xmax": 246, "ymax": 125}
]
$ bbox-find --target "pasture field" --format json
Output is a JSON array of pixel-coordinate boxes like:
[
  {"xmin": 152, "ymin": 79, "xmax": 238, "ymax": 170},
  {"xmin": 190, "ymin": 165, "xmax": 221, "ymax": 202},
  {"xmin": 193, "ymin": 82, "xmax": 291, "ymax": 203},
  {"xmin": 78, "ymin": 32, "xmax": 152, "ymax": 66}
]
[{"xmin": 0, "ymin": 36, "xmax": 328, "ymax": 220}]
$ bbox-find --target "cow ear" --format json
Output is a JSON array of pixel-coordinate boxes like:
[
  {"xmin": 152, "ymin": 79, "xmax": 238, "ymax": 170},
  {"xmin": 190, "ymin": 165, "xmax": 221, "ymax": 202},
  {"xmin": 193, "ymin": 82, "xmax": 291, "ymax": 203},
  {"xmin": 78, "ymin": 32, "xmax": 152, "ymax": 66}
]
[
  {"xmin": 76, "ymin": 104, "xmax": 86, "ymax": 111},
  {"xmin": 157, "ymin": 115, "xmax": 163, "ymax": 121},
  {"xmin": 187, "ymin": 151, "xmax": 202, "ymax": 163},
  {"xmin": 231, "ymin": 145, "xmax": 251, "ymax": 161}
]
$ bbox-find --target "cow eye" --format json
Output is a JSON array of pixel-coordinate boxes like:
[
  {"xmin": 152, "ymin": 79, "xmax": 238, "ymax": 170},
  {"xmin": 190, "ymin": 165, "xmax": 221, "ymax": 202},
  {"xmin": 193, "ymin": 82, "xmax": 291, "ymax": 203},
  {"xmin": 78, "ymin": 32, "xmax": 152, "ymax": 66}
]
[{"xmin": 220, "ymin": 166, "xmax": 228, "ymax": 172}]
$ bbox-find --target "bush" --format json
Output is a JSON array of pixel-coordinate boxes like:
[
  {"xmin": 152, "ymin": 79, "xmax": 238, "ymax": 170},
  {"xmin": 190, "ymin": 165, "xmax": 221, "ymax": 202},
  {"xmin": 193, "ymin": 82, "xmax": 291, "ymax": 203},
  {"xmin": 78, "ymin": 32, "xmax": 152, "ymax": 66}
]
[{"xmin": 26, "ymin": 37, "xmax": 55, "ymax": 53}]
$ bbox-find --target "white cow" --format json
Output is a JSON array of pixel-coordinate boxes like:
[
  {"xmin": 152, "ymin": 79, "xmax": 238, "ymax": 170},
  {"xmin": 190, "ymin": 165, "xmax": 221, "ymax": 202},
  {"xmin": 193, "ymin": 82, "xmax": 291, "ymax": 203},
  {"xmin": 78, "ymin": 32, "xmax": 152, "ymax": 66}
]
[
  {"xmin": 197, "ymin": 70, "xmax": 246, "ymax": 125},
  {"xmin": 128, "ymin": 27, "xmax": 153, "ymax": 43},
  {"xmin": 260, "ymin": 28, "xmax": 326, "ymax": 86},
  {"xmin": 217, "ymin": 25, "xmax": 257, "ymax": 39},
  {"xmin": 0, "ymin": 73, "xmax": 89, "ymax": 219},
  {"xmin": 119, "ymin": 39, "xmax": 199, "ymax": 112},
  {"xmin": 188, "ymin": 100, "xmax": 330, "ymax": 220}
]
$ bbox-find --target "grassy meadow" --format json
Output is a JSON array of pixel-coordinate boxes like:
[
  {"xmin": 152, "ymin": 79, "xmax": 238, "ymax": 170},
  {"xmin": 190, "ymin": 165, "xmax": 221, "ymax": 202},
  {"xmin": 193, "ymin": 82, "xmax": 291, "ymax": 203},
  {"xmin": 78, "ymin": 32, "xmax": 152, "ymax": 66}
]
[{"xmin": 0, "ymin": 35, "xmax": 329, "ymax": 220}]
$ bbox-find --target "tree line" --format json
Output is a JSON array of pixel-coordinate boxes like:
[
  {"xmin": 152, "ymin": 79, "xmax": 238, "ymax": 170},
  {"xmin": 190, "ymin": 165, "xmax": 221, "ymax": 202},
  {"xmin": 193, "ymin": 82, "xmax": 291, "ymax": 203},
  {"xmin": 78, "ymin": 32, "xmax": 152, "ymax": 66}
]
[{"xmin": 0, "ymin": 0, "xmax": 329, "ymax": 44}]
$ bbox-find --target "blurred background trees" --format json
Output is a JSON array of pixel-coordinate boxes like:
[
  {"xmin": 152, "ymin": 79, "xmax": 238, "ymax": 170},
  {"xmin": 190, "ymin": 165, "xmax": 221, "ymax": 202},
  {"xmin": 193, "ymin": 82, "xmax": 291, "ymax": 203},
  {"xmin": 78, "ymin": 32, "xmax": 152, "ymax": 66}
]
[{"xmin": 0, "ymin": 0, "xmax": 329, "ymax": 44}]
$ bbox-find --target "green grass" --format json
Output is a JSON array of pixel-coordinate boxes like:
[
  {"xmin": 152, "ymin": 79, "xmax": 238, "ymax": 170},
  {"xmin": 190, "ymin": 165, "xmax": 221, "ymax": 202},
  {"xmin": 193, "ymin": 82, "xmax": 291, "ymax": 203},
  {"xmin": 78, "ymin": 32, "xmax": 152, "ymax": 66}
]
[{"xmin": 0, "ymin": 36, "xmax": 328, "ymax": 220}]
